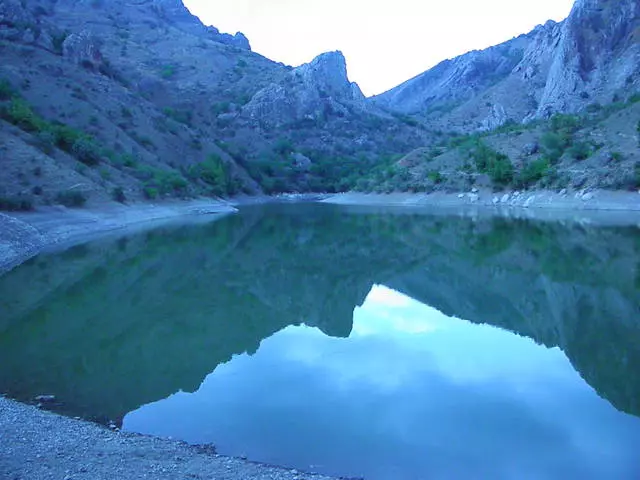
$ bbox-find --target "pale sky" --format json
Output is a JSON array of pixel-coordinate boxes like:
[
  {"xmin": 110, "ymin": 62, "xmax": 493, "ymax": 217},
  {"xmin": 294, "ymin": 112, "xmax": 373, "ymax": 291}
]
[{"xmin": 184, "ymin": 0, "xmax": 575, "ymax": 96}]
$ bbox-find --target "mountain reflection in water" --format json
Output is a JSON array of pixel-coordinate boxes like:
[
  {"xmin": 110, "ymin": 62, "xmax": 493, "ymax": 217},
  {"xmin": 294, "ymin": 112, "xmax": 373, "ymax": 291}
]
[{"xmin": 1, "ymin": 203, "xmax": 639, "ymax": 479}]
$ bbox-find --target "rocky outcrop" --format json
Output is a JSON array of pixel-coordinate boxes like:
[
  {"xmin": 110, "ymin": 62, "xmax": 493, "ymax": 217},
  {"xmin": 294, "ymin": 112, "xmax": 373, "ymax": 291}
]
[
  {"xmin": 480, "ymin": 103, "xmax": 508, "ymax": 131},
  {"xmin": 62, "ymin": 31, "xmax": 104, "ymax": 69},
  {"xmin": 241, "ymin": 51, "xmax": 367, "ymax": 127},
  {"xmin": 149, "ymin": 0, "xmax": 251, "ymax": 49},
  {"xmin": 537, "ymin": 0, "xmax": 640, "ymax": 116}
]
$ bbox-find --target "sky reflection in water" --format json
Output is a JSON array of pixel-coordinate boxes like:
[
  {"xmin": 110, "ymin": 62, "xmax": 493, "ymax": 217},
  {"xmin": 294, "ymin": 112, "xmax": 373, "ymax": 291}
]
[{"xmin": 124, "ymin": 285, "xmax": 640, "ymax": 480}]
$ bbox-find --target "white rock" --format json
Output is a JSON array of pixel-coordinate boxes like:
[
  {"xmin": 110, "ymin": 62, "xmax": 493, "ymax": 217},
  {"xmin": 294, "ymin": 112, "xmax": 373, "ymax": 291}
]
[
  {"xmin": 457, "ymin": 193, "xmax": 464, "ymax": 199},
  {"xmin": 468, "ymin": 193, "xmax": 479, "ymax": 203},
  {"xmin": 559, "ymin": 189, "xmax": 567, "ymax": 196},
  {"xmin": 582, "ymin": 192, "xmax": 594, "ymax": 201},
  {"xmin": 501, "ymin": 194, "xmax": 510, "ymax": 203},
  {"xmin": 524, "ymin": 196, "xmax": 536, "ymax": 208},
  {"xmin": 471, "ymin": 187, "xmax": 479, "ymax": 193},
  {"xmin": 34, "ymin": 395, "xmax": 56, "ymax": 403},
  {"xmin": 493, "ymin": 197, "xmax": 499, "ymax": 204}
]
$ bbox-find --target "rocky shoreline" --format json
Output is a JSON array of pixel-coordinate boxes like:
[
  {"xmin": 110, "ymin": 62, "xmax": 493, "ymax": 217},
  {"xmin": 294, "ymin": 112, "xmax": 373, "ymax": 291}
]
[
  {"xmin": 323, "ymin": 189, "xmax": 640, "ymax": 210},
  {"xmin": 323, "ymin": 189, "xmax": 640, "ymax": 224},
  {"xmin": 0, "ymin": 396, "xmax": 343, "ymax": 480},
  {"xmin": 2, "ymin": 189, "xmax": 640, "ymax": 275},
  {"xmin": 0, "ymin": 199, "xmax": 238, "ymax": 275}
]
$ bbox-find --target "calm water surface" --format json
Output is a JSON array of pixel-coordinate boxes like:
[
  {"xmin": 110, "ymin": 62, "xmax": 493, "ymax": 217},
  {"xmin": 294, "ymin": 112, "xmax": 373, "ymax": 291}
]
[{"xmin": 1, "ymin": 204, "xmax": 640, "ymax": 480}]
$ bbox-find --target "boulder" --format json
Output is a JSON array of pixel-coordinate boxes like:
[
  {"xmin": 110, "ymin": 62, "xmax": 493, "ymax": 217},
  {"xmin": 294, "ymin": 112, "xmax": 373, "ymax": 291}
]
[{"xmin": 522, "ymin": 142, "xmax": 539, "ymax": 156}]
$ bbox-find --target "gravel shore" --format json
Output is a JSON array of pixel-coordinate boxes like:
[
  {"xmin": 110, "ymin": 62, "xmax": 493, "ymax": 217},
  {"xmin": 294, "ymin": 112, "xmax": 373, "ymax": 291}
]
[{"xmin": 0, "ymin": 397, "xmax": 344, "ymax": 480}]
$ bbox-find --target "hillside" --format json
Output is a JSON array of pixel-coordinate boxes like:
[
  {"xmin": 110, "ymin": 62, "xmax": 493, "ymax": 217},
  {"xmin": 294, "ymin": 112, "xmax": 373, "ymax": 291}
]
[
  {"xmin": 374, "ymin": 0, "xmax": 640, "ymax": 132},
  {"xmin": 0, "ymin": 0, "xmax": 427, "ymax": 210},
  {"xmin": 0, "ymin": 0, "xmax": 638, "ymax": 210},
  {"xmin": 356, "ymin": 0, "xmax": 640, "ymax": 194}
]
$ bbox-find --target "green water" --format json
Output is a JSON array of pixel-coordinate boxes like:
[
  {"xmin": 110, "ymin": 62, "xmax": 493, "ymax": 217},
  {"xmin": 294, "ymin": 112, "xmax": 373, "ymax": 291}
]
[{"xmin": 1, "ymin": 203, "xmax": 640, "ymax": 479}]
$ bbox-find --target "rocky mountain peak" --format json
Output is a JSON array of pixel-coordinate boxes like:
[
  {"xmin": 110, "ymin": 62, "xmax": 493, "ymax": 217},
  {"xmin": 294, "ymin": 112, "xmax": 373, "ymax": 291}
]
[
  {"xmin": 148, "ymin": 0, "xmax": 251, "ymax": 49},
  {"xmin": 295, "ymin": 51, "xmax": 364, "ymax": 100},
  {"xmin": 537, "ymin": 0, "xmax": 639, "ymax": 116},
  {"xmin": 239, "ymin": 50, "xmax": 366, "ymax": 127}
]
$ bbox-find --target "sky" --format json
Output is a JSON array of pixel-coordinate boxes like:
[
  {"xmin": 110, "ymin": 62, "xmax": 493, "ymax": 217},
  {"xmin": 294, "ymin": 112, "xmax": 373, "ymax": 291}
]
[{"xmin": 184, "ymin": 0, "xmax": 575, "ymax": 96}]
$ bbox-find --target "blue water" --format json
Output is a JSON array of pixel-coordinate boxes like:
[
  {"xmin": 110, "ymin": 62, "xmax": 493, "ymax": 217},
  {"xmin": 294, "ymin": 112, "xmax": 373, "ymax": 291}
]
[
  {"xmin": 2, "ymin": 204, "xmax": 640, "ymax": 479},
  {"xmin": 125, "ymin": 286, "xmax": 640, "ymax": 480}
]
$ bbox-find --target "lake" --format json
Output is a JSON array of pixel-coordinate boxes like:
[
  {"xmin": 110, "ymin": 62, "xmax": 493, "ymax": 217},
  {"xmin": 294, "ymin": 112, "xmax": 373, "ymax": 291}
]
[{"xmin": 1, "ymin": 203, "xmax": 640, "ymax": 479}]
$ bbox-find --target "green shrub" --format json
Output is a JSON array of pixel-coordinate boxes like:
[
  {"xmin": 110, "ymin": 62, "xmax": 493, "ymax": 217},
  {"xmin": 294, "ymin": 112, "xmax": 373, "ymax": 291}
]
[
  {"xmin": 121, "ymin": 106, "xmax": 133, "ymax": 118},
  {"xmin": 468, "ymin": 140, "xmax": 514, "ymax": 185},
  {"xmin": 0, "ymin": 78, "xmax": 15, "ymax": 100},
  {"xmin": 141, "ymin": 169, "xmax": 188, "ymax": 196},
  {"xmin": 0, "ymin": 196, "xmax": 33, "ymax": 211},
  {"xmin": 1, "ymin": 98, "xmax": 45, "ymax": 132},
  {"xmin": 611, "ymin": 151, "xmax": 623, "ymax": 162},
  {"xmin": 143, "ymin": 185, "xmax": 158, "ymax": 199},
  {"xmin": 540, "ymin": 132, "xmax": 564, "ymax": 161},
  {"xmin": 49, "ymin": 123, "xmax": 84, "ymax": 151},
  {"xmin": 211, "ymin": 102, "xmax": 231, "ymax": 115},
  {"xmin": 163, "ymin": 107, "xmax": 192, "ymax": 125},
  {"xmin": 111, "ymin": 187, "xmax": 126, "ymax": 203},
  {"xmin": 628, "ymin": 93, "xmax": 640, "ymax": 104},
  {"xmin": 131, "ymin": 133, "xmax": 156, "ymax": 150},
  {"xmin": 274, "ymin": 138, "xmax": 294, "ymax": 156},
  {"xmin": 189, "ymin": 153, "xmax": 233, "ymax": 196},
  {"xmin": 112, "ymin": 152, "xmax": 137, "ymax": 168},
  {"xmin": 516, "ymin": 157, "xmax": 550, "ymax": 188},
  {"xmin": 56, "ymin": 190, "xmax": 87, "ymax": 207},
  {"xmin": 71, "ymin": 137, "xmax": 102, "ymax": 165},
  {"xmin": 550, "ymin": 114, "xmax": 581, "ymax": 134},
  {"xmin": 165, "ymin": 173, "xmax": 187, "ymax": 192},
  {"xmin": 51, "ymin": 32, "xmax": 69, "ymax": 55},
  {"xmin": 160, "ymin": 64, "xmax": 176, "ymax": 79},
  {"xmin": 427, "ymin": 171, "xmax": 443, "ymax": 184},
  {"xmin": 567, "ymin": 141, "xmax": 591, "ymax": 161}
]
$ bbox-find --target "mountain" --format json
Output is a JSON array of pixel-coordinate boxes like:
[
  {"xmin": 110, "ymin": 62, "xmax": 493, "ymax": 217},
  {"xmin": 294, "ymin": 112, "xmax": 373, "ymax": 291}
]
[
  {"xmin": 374, "ymin": 0, "xmax": 640, "ymax": 131},
  {"xmin": 0, "ymin": 0, "xmax": 427, "ymax": 208},
  {"xmin": 359, "ymin": 0, "xmax": 640, "ymax": 194},
  {"xmin": 0, "ymin": 0, "xmax": 638, "ymax": 208}
]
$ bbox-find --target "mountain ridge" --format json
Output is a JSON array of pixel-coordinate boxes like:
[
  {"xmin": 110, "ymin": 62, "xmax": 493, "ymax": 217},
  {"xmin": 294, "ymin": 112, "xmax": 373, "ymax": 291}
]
[
  {"xmin": 0, "ymin": 0, "xmax": 638, "ymax": 208},
  {"xmin": 375, "ymin": 0, "xmax": 639, "ymax": 131}
]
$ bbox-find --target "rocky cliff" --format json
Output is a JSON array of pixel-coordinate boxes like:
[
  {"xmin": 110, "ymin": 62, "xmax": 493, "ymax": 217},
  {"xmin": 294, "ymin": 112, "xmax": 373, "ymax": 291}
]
[
  {"xmin": 240, "ymin": 51, "xmax": 367, "ymax": 128},
  {"xmin": 537, "ymin": 0, "xmax": 640, "ymax": 116},
  {"xmin": 375, "ymin": 0, "xmax": 640, "ymax": 130}
]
